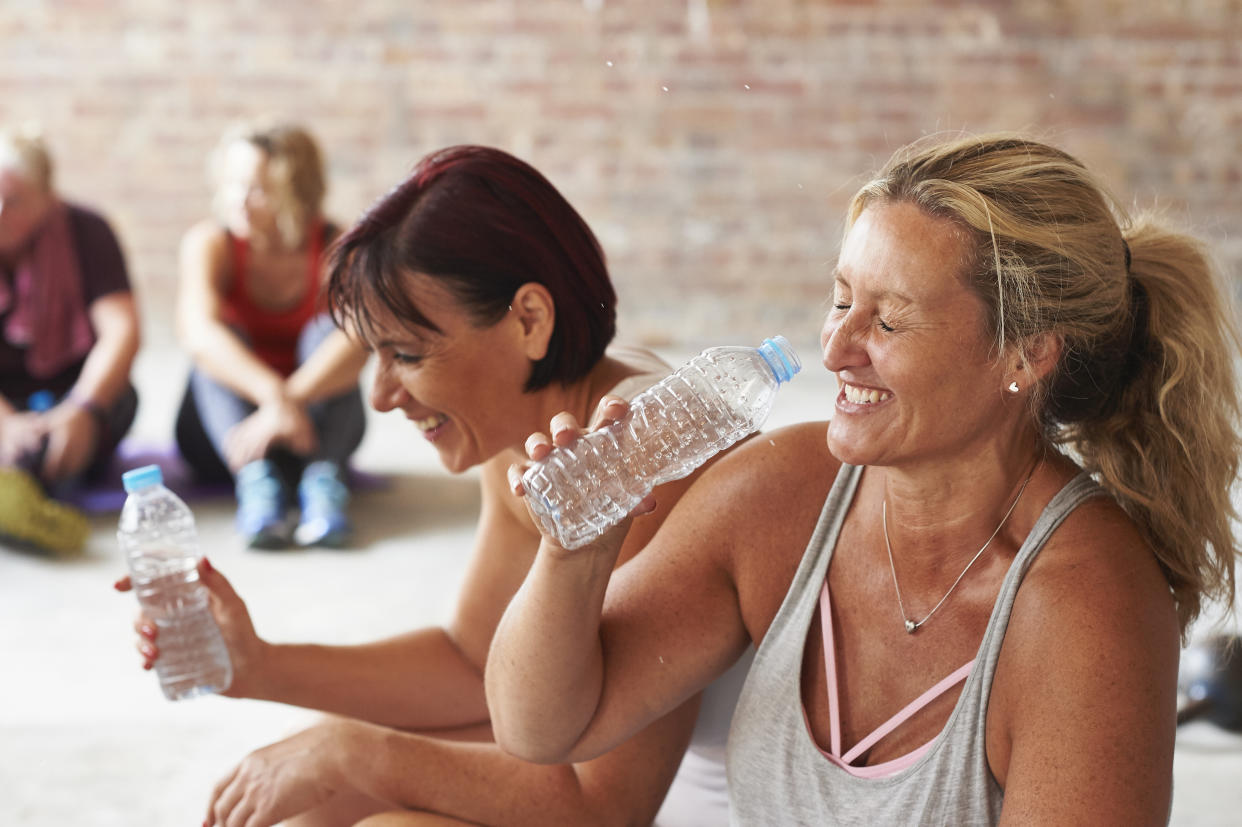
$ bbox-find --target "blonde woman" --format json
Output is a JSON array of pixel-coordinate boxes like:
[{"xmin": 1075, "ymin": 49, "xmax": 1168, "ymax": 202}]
[
  {"xmin": 488, "ymin": 134, "xmax": 1242, "ymax": 824},
  {"xmin": 0, "ymin": 126, "xmax": 140, "ymax": 552},
  {"xmin": 175, "ymin": 123, "xmax": 368, "ymax": 548}
]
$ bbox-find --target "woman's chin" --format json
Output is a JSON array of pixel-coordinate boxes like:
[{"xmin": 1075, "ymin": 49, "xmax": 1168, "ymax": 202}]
[{"xmin": 826, "ymin": 426, "xmax": 878, "ymax": 467}]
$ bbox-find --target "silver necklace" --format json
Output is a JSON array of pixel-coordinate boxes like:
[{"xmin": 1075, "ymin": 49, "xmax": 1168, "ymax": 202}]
[{"xmin": 882, "ymin": 465, "xmax": 1036, "ymax": 634}]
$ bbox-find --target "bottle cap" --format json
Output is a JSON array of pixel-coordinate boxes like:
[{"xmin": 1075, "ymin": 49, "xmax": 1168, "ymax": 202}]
[
  {"xmin": 122, "ymin": 464, "xmax": 164, "ymax": 493},
  {"xmin": 27, "ymin": 390, "xmax": 56, "ymax": 412},
  {"xmin": 758, "ymin": 335, "xmax": 802, "ymax": 383}
]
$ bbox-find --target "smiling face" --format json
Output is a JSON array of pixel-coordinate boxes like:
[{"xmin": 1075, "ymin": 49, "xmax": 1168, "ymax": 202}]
[
  {"xmin": 361, "ymin": 273, "xmax": 551, "ymax": 474},
  {"xmin": 822, "ymin": 200, "xmax": 1014, "ymax": 470}
]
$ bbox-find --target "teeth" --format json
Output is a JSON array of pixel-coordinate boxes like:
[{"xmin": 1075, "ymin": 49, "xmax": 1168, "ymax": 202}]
[
  {"xmin": 843, "ymin": 384, "xmax": 892, "ymax": 405},
  {"xmin": 415, "ymin": 414, "xmax": 448, "ymax": 430}
]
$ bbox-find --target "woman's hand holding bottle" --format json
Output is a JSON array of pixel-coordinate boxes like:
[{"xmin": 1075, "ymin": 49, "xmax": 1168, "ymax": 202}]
[
  {"xmin": 113, "ymin": 557, "xmax": 268, "ymax": 699},
  {"xmin": 507, "ymin": 396, "xmax": 656, "ymax": 557}
]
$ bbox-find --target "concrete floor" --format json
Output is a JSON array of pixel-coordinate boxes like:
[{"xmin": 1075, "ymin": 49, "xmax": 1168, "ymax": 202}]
[{"xmin": 2, "ymin": 338, "xmax": 1240, "ymax": 826}]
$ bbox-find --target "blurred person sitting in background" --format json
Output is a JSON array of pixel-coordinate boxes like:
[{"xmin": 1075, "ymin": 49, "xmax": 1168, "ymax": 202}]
[
  {"xmin": 174, "ymin": 122, "xmax": 368, "ymax": 549},
  {"xmin": 0, "ymin": 125, "xmax": 140, "ymax": 553},
  {"xmin": 120, "ymin": 145, "xmax": 750, "ymax": 827}
]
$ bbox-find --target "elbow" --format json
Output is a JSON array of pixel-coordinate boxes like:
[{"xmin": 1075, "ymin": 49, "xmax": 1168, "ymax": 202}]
[
  {"xmin": 486, "ymin": 688, "xmax": 582, "ymax": 765},
  {"xmin": 122, "ymin": 322, "xmax": 141, "ymax": 365},
  {"xmin": 491, "ymin": 722, "xmax": 576, "ymax": 765}
]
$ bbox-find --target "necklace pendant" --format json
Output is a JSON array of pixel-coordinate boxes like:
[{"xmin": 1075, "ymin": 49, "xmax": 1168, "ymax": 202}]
[{"xmin": 904, "ymin": 619, "xmax": 917, "ymax": 634}]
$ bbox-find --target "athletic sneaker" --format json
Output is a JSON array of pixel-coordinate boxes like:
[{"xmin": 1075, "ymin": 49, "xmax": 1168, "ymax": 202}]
[
  {"xmin": 235, "ymin": 459, "xmax": 291, "ymax": 549},
  {"xmin": 293, "ymin": 461, "xmax": 352, "ymax": 548},
  {"xmin": 0, "ymin": 467, "xmax": 89, "ymax": 554}
]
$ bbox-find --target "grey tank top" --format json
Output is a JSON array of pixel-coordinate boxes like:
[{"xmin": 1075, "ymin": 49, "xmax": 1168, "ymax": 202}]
[{"xmin": 726, "ymin": 464, "xmax": 1102, "ymax": 825}]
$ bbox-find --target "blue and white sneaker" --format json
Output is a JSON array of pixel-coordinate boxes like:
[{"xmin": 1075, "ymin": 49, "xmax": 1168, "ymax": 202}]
[
  {"xmin": 235, "ymin": 459, "xmax": 291, "ymax": 549},
  {"xmin": 293, "ymin": 461, "xmax": 352, "ymax": 548}
]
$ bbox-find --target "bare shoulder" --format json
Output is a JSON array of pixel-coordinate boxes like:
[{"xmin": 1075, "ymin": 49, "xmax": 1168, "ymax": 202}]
[
  {"xmin": 180, "ymin": 219, "xmax": 227, "ymax": 258},
  {"xmin": 179, "ymin": 220, "xmax": 230, "ymax": 285},
  {"xmin": 990, "ymin": 487, "xmax": 1179, "ymax": 818},
  {"xmin": 1008, "ymin": 491, "xmax": 1177, "ymax": 651},
  {"xmin": 706, "ymin": 422, "xmax": 838, "ymax": 516},
  {"xmin": 657, "ymin": 421, "xmax": 840, "ymax": 637}
]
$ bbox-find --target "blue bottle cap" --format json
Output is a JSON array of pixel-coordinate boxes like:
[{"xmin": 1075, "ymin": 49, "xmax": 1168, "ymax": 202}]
[
  {"xmin": 758, "ymin": 335, "xmax": 802, "ymax": 383},
  {"xmin": 27, "ymin": 390, "xmax": 56, "ymax": 412},
  {"xmin": 122, "ymin": 464, "xmax": 164, "ymax": 493}
]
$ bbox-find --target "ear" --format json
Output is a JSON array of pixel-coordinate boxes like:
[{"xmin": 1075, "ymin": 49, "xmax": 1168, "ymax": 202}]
[
  {"xmin": 509, "ymin": 282, "xmax": 555, "ymax": 361},
  {"xmin": 1006, "ymin": 332, "xmax": 1062, "ymax": 388}
]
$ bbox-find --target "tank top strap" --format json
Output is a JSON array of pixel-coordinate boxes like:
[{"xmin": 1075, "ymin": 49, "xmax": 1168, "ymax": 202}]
[
  {"xmin": 225, "ymin": 232, "xmax": 248, "ymax": 303},
  {"xmin": 974, "ymin": 471, "xmax": 1104, "ymax": 670},
  {"xmin": 307, "ymin": 220, "xmax": 324, "ymax": 282}
]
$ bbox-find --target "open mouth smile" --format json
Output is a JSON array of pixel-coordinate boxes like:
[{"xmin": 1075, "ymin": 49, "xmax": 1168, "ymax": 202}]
[{"xmin": 840, "ymin": 382, "xmax": 892, "ymax": 406}]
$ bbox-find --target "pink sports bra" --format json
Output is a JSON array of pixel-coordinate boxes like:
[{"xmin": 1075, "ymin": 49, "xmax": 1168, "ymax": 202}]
[{"xmin": 807, "ymin": 578, "xmax": 974, "ymax": 779}]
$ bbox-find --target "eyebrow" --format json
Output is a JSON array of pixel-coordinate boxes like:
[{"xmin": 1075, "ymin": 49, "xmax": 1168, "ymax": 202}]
[{"xmin": 832, "ymin": 268, "xmax": 917, "ymax": 305}]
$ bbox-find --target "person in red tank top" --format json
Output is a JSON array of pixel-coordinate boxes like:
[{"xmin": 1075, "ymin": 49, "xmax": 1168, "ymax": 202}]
[{"xmin": 173, "ymin": 123, "xmax": 368, "ymax": 548}]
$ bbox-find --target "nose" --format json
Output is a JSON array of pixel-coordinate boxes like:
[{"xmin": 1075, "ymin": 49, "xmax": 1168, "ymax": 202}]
[
  {"xmin": 821, "ymin": 312, "xmax": 870, "ymax": 373},
  {"xmin": 369, "ymin": 360, "xmax": 407, "ymax": 413}
]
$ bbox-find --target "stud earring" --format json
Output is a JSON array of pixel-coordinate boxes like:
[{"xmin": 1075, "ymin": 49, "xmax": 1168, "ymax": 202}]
[{"xmin": 1007, "ymin": 380, "xmax": 1020, "ymax": 394}]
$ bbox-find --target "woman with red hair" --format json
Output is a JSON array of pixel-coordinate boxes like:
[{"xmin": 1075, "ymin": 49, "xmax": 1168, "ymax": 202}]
[{"xmin": 124, "ymin": 145, "xmax": 744, "ymax": 827}]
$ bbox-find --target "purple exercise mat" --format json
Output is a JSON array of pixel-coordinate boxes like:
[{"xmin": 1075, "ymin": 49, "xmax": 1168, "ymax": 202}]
[{"xmin": 64, "ymin": 441, "xmax": 385, "ymax": 514}]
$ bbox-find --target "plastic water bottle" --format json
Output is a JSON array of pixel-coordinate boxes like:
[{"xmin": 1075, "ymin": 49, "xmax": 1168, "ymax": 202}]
[
  {"xmin": 522, "ymin": 335, "xmax": 801, "ymax": 549},
  {"xmin": 118, "ymin": 464, "xmax": 233, "ymax": 700}
]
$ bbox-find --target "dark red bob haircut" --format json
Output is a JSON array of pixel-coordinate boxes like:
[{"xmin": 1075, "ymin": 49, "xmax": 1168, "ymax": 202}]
[{"xmin": 325, "ymin": 145, "xmax": 617, "ymax": 391}]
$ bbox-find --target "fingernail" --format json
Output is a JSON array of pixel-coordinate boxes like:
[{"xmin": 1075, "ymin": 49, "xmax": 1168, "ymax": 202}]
[
  {"xmin": 202, "ymin": 557, "xmax": 214, "ymax": 573},
  {"xmin": 141, "ymin": 624, "xmax": 155, "ymax": 638}
]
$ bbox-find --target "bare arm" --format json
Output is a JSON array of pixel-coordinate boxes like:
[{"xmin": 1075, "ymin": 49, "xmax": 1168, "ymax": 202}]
[
  {"xmin": 487, "ymin": 406, "xmax": 765, "ymax": 764},
  {"xmin": 68, "ymin": 290, "xmax": 140, "ymax": 409},
  {"xmin": 284, "ymin": 326, "xmax": 369, "ymax": 405},
  {"xmin": 201, "ymin": 466, "xmax": 540, "ymax": 730},
  {"xmin": 39, "ymin": 290, "xmax": 140, "ymax": 480},
  {"xmin": 207, "ymin": 697, "xmax": 700, "ymax": 827},
  {"xmin": 175, "ymin": 221, "xmax": 287, "ymax": 405},
  {"xmin": 991, "ymin": 501, "xmax": 1180, "ymax": 824}
]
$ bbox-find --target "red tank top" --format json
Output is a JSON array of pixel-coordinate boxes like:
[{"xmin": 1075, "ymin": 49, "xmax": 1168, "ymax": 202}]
[{"xmin": 220, "ymin": 224, "xmax": 325, "ymax": 377}]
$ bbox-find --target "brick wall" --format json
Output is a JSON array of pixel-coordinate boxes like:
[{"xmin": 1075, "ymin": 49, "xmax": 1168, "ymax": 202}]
[{"xmin": 2, "ymin": 0, "xmax": 1239, "ymax": 353}]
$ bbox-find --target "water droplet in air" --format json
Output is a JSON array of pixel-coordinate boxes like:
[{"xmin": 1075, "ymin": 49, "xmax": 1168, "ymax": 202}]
[
  {"xmin": 662, "ymin": 86, "xmax": 669, "ymax": 92},
  {"xmin": 606, "ymin": 60, "xmax": 614, "ymax": 67},
  {"xmin": 744, "ymin": 84, "xmax": 750, "ymax": 90}
]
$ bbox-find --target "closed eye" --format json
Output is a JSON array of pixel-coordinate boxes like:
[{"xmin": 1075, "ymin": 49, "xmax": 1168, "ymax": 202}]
[{"xmin": 392, "ymin": 352, "xmax": 424, "ymax": 365}]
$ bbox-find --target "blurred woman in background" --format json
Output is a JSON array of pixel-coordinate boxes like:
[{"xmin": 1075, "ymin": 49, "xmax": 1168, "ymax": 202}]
[{"xmin": 174, "ymin": 122, "xmax": 368, "ymax": 548}]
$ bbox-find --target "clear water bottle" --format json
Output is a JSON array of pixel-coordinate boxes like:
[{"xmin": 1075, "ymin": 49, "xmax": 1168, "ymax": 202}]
[
  {"xmin": 118, "ymin": 464, "xmax": 233, "ymax": 700},
  {"xmin": 522, "ymin": 335, "xmax": 801, "ymax": 549}
]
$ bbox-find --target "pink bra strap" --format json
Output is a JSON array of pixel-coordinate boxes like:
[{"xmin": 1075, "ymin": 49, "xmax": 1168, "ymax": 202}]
[
  {"xmin": 818, "ymin": 579, "xmax": 974, "ymax": 765},
  {"xmin": 841, "ymin": 659, "xmax": 974, "ymax": 764},
  {"xmin": 819, "ymin": 578, "xmax": 844, "ymax": 756}
]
